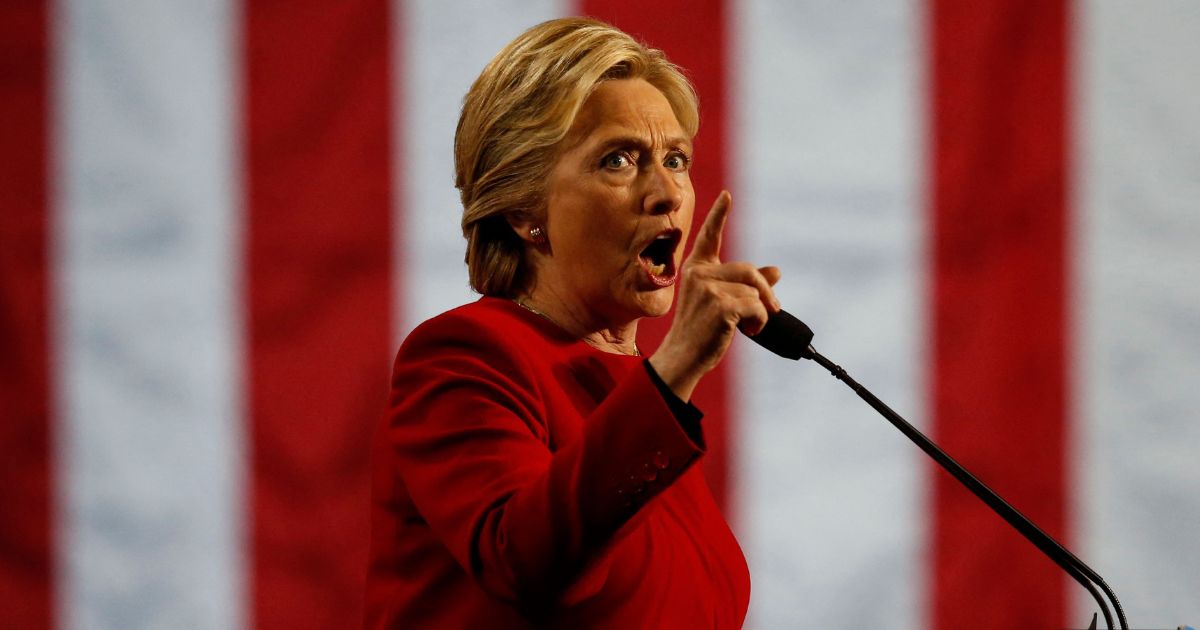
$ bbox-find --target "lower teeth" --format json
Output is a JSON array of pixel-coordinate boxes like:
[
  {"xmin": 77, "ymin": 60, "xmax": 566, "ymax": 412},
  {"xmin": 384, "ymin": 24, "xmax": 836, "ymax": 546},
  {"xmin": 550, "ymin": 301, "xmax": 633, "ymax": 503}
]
[{"xmin": 649, "ymin": 263, "xmax": 666, "ymax": 276}]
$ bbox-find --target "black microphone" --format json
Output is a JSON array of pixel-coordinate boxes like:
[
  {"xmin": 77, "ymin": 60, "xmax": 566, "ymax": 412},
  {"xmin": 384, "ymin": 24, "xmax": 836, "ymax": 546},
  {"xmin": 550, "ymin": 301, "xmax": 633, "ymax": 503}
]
[
  {"xmin": 744, "ymin": 309, "xmax": 815, "ymax": 360},
  {"xmin": 743, "ymin": 309, "xmax": 1128, "ymax": 630}
]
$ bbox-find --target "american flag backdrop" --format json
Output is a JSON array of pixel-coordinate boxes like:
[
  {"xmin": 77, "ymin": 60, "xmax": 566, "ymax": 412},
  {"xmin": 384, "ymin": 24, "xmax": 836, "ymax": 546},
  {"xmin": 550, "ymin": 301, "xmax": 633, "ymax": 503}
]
[{"xmin": 2, "ymin": 0, "xmax": 1198, "ymax": 628}]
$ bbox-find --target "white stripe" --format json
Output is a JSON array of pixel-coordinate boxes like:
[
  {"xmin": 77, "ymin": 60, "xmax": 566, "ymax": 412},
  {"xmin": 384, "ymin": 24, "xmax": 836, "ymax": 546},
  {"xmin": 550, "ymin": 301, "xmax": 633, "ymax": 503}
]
[
  {"xmin": 733, "ymin": 1, "xmax": 926, "ymax": 627},
  {"xmin": 1075, "ymin": 1, "xmax": 1200, "ymax": 626},
  {"xmin": 394, "ymin": 0, "xmax": 568, "ymax": 340},
  {"xmin": 53, "ymin": 1, "xmax": 244, "ymax": 628}
]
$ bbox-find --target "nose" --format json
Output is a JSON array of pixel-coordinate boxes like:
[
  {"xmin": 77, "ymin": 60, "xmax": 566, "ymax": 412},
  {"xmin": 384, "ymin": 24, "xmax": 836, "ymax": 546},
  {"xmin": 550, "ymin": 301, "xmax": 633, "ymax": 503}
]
[{"xmin": 642, "ymin": 163, "xmax": 684, "ymax": 216}]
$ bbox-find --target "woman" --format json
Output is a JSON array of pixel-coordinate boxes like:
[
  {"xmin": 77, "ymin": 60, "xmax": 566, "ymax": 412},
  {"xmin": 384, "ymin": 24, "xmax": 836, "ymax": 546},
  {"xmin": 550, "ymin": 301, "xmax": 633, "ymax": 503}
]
[{"xmin": 365, "ymin": 17, "xmax": 781, "ymax": 628}]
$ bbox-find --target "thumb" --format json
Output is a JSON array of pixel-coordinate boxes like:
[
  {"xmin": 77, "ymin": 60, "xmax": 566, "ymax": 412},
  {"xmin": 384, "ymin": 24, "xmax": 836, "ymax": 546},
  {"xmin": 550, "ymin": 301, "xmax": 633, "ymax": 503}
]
[{"xmin": 688, "ymin": 191, "xmax": 731, "ymax": 263}]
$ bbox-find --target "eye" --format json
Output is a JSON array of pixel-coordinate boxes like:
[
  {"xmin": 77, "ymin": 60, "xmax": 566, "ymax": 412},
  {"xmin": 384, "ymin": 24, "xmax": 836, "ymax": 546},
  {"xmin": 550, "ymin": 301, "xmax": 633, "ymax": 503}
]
[
  {"xmin": 664, "ymin": 151, "xmax": 691, "ymax": 171},
  {"xmin": 602, "ymin": 152, "xmax": 633, "ymax": 170}
]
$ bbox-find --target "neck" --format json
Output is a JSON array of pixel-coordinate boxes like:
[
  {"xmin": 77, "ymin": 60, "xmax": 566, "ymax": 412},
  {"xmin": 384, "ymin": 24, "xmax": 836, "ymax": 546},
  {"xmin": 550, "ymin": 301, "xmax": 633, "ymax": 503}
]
[{"xmin": 516, "ymin": 285, "xmax": 641, "ymax": 357}]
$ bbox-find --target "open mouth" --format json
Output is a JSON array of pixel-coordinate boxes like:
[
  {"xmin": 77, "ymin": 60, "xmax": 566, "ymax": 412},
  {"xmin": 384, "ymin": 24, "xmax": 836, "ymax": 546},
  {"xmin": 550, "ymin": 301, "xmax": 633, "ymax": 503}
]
[{"xmin": 638, "ymin": 228, "xmax": 682, "ymax": 286}]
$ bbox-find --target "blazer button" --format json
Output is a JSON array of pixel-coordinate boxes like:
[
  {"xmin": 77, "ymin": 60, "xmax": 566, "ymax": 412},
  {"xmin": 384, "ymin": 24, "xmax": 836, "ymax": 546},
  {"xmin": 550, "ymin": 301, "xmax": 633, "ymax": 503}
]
[
  {"xmin": 640, "ymin": 463, "xmax": 659, "ymax": 482},
  {"xmin": 653, "ymin": 450, "xmax": 670, "ymax": 470}
]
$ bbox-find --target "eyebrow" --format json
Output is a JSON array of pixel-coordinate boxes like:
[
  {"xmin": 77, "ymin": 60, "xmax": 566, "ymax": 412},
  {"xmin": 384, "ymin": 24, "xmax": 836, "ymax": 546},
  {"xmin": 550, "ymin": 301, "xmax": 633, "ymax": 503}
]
[{"xmin": 592, "ymin": 134, "xmax": 693, "ymax": 154}]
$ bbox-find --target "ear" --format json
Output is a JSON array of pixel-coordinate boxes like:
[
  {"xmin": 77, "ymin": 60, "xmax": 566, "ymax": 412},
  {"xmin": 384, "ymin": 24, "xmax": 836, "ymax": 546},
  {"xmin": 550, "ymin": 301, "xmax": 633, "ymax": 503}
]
[
  {"xmin": 505, "ymin": 213, "xmax": 547, "ymax": 246},
  {"xmin": 505, "ymin": 213, "xmax": 537, "ymax": 242}
]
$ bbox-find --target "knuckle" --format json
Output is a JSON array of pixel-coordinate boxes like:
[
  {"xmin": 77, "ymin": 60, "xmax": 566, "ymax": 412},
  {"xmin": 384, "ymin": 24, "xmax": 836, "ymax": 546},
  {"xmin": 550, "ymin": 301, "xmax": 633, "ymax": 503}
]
[
  {"xmin": 730, "ymin": 261, "xmax": 755, "ymax": 276},
  {"xmin": 733, "ymin": 284, "xmax": 757, "ymax": 299}
]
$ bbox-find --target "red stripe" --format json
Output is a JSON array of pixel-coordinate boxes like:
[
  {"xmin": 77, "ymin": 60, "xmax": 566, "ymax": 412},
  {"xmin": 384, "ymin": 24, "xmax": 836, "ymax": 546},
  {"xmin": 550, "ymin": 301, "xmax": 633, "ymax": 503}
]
[
  {"xmin": 0, "ymin": 1, "xmax": 54, "ymax": 628},
  {"xmin": 930, "ymin": 1, "xmax": 1071, "ymax": 627},
  {"xmin": 243, "ymin": 1, "xmax": 395, "ymax": 627},
  {"xmin": 579, "ymin": 0, "xmax": 735, "ymax": 513}
]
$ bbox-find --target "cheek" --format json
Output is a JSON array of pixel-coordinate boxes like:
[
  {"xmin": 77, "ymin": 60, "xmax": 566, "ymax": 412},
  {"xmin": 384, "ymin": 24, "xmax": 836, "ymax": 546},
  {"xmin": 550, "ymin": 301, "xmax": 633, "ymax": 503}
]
[
  {"xmin": 554, "ymin": 217, "xmax": 625, "ymax": 277},
  {"xmin": 678, "ymin": 178, "xmax": 696, "ymax": 219},
  {"xmin": 678, "ymin": 204, "xmax": 697, "ymax": 249},
  {"xmin": 566, "ymin": 195, "xmax": 634, "ymax": 255}
]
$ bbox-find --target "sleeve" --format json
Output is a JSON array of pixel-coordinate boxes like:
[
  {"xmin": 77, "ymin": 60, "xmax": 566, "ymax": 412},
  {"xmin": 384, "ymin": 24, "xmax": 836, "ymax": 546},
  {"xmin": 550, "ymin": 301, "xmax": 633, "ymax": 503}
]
[
  {"xmin": 385, "ymin": 314, "xmax": 705, "ymax": 608},
  {"xmin": 643, "ymin": 359, "xmax": 704, "ymax": 446}
]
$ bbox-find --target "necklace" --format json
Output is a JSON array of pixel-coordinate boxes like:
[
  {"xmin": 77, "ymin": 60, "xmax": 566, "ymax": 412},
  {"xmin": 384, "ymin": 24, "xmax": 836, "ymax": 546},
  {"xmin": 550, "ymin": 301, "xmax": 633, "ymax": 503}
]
[{"xmin": 512, "ymin": 298, "xmax": 641, "ymax": 357}]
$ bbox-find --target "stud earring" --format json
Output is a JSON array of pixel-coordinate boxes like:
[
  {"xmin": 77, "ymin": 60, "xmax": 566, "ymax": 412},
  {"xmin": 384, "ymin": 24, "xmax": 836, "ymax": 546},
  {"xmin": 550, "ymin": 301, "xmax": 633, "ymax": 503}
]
[{"xmin": 529, "ymin": 226, "xmax": 547, "ymax": 245}]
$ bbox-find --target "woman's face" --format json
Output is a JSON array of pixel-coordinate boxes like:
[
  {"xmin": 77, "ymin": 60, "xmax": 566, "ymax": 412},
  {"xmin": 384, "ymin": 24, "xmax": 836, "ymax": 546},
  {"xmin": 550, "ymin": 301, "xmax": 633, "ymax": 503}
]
[{"xmin": 539, "ymin": 78, "xmax": 695, "ymax": 325}]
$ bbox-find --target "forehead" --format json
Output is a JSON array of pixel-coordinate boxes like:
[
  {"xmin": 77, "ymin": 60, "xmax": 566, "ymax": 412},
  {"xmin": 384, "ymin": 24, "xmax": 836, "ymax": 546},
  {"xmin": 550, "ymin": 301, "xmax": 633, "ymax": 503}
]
[{"xmin": 566, "ymin": 78, "xmax": 688, "ymax": 147}]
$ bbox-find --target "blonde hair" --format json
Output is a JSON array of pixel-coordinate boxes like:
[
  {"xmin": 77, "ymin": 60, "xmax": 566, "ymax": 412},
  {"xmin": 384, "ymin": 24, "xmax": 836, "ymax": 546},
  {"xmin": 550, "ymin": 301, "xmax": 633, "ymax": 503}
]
[{"xmin": 455, "ymin": 17, "xmax": 699, "ymax": 297}]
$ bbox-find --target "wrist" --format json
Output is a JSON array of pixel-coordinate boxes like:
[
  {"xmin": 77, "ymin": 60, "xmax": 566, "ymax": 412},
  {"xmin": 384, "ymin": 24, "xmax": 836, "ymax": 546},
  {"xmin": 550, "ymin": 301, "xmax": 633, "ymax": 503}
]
[{"xmin": 648, "ymin": 351, "xmax": 701, "ymax": 402}]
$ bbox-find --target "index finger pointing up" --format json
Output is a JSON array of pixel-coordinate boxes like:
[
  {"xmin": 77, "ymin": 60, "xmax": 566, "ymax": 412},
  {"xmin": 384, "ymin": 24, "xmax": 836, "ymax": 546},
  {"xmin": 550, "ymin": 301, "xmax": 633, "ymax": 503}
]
[{"xmin": 689, "ymin": 190, "xmax": 731, "ymax": 263}]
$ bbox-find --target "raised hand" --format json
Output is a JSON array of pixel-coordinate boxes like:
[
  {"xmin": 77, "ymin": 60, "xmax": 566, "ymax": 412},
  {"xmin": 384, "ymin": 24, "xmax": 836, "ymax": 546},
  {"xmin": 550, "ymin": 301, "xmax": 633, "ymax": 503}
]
[{"xmin": 649, "ymin": 191, "xmax": 781, "ymax": 401}]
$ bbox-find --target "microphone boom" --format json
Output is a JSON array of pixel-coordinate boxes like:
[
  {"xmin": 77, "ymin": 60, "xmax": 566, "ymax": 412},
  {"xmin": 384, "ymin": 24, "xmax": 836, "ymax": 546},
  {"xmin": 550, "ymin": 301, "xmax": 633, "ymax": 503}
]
[{"xmin": 744, "ymin": 310, "xmax": 1128, "ymax": 629}]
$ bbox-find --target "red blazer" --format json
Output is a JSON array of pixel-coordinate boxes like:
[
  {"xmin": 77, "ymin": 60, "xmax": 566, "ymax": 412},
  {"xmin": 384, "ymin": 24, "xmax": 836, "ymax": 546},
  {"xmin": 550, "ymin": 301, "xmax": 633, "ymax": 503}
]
[{"xmin": 365, "ymin": 297, "xmax": 750, "ymax": 628}]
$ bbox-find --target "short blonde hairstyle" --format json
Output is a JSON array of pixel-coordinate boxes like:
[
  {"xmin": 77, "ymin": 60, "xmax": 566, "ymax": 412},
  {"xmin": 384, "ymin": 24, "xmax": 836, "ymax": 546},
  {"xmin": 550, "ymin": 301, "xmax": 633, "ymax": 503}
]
[{"xmin": 455, "ymin": 17, "xmax": 699, "ymax": 297}]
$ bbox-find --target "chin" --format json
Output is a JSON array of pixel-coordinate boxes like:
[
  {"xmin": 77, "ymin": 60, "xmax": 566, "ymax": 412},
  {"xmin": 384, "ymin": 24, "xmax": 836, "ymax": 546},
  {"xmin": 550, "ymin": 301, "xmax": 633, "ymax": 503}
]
[{"xmin": 636, "ymin": 288, "xmax": 675, "ymax": 318}]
